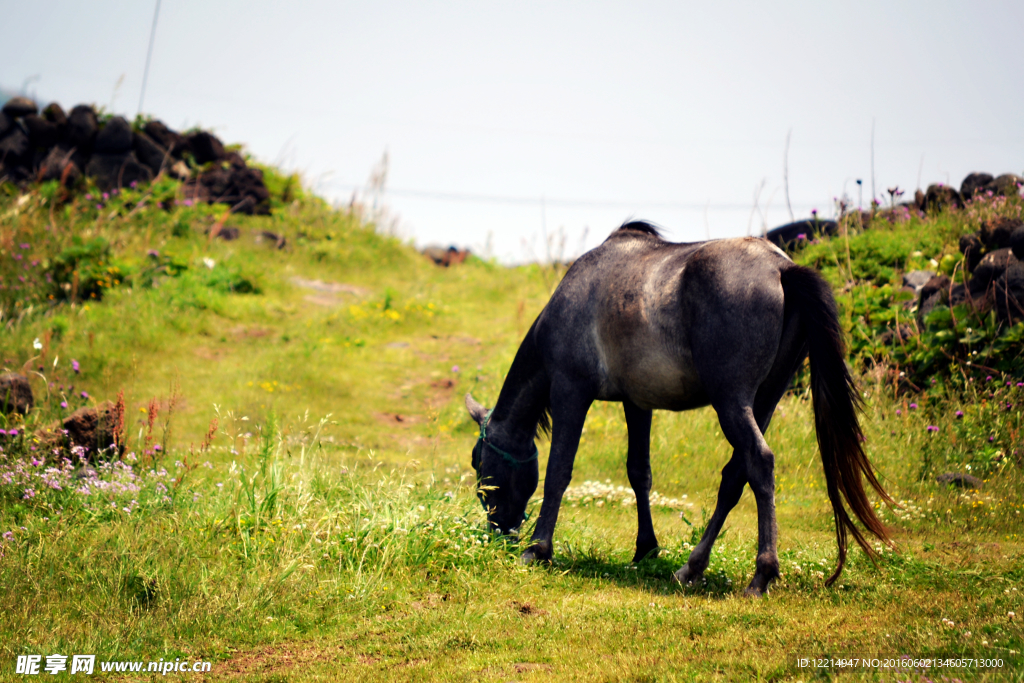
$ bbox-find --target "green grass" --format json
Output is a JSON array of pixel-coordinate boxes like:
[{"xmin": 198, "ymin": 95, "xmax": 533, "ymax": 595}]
[{"xmin": 1, "ymin": 183, "xmax": 1023, "ymax": 681}]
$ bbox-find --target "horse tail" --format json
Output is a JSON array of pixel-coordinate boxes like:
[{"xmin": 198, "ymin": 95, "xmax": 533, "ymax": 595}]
[{"xmin": 781, "ymin": 264, "xmax": 893, "ymax": 585}]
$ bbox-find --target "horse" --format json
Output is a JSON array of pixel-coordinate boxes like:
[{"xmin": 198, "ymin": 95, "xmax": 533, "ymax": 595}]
[{"xmin": 464, "ymin": 221, "xmax": 893, "ymax": 596}]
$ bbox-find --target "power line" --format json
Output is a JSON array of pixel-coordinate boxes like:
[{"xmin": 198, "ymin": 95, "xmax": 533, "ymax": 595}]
[
  {"xmin": 137, "ymin": 0, "xmax": 161, "ymax": 117},
  {"xmin": 324, "ymin": 182, "xmax": 818, "ymax": 210}
]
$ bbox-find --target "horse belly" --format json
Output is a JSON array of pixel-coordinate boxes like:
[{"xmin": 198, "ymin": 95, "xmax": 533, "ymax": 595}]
[{"xmin": 600, "ymin": 349, "xmax": 709, "ymax": 411}]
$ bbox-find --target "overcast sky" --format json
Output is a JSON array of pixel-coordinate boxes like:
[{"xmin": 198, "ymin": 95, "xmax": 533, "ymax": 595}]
[{"xmin": 3, "ymin": 1, "xmax": 1023, "ymax": 262}]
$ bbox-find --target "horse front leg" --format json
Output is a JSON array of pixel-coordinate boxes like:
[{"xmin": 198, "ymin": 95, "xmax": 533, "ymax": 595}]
[
  {"xmin": 623, "ymin": 400, "xmax": 658, "ymax": 562},
  {"xmin": 521, "ymin": 383, "xmax": 592, "ymax": 564}
]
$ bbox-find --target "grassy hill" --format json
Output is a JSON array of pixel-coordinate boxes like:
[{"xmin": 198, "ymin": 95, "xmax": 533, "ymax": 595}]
[{"xmin": 1, "ymin": 176, "xmax": 1022, "ymax": 681}]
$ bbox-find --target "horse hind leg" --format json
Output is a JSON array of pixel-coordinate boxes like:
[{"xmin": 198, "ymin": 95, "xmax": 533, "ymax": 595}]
[
  {"xmin": 705, "ymin": 400, "xmax": 782, "ymax": 597},
  {"xmin": 673, "ymin": 447, "xmax": 746, "ymax": 585},
  {"xmin": 623, "ymin": 400, "xmax": 658, "ymax": 562},
  {"xmin": 674, "ymin": 394, "xmax": 787, "ymax": 595}
]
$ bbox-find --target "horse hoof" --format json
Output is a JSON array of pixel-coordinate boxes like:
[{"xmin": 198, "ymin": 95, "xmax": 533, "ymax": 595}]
[
  {"xmin": 632, "ymin": 545, "xmax": 660, "ymax": 563},
  {"xmin": 673, "ymin": 564, "xmax": 702, "ymax": 585},
  {"xmin": 520, "ymin": 543, "xmax": 552, "ymax": 565}
]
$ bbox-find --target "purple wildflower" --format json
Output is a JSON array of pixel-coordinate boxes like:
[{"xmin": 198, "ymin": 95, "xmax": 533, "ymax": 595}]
[
  {"xmin": 452, "ymin": 365, "xmax": 460, "ymax": 373},
  {"xmin": 2, "ymin": 531, "xmax": 12, "ymax": 541},
  {"xmin": 896, "ymin": 409, "xmax": 902, "ymax": 416},
  {"xmin": 926, "ymin": 425, "xmax": 939, "ymax": 432},
  {"xmin": 80, "ymin": 391, "xmax": 89, "ymax": 399},
  {"xmin": 96, "ymin": 204, "xmax": 103, "ymax": 210},
  {"xmin": 60, "ymin": 401, "xmax": 67, "ymax": 409},
  {"xmin": 130, "ymin": 180, "xmax": 138, "ymax": 189},
  {"xmin": 19, "ymin": 243, "xmax": 29, "ymax": 249},
  {"xmin": 85, "ymin": 194, "xmax": 93, "ymax": 200},
  {"xmin": 72, "ymin": 360, "xmax": 80, "ymax": 373},
  {"xmin": 147, "ymin": 249, "xmax": 159, "ymax": 258},
  {"xmin": 102, "ymin": 192, "xmax": 109, "ymax": 200},
  {"xmin": 909, "ymin": 403, "xmax": 918, "ymax": 410},
  {"xmin": 955, "ymin": 410, "xmax": 964, "ymax": 419}
]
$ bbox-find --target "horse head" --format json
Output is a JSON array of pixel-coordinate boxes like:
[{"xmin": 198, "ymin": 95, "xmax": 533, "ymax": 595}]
[{"xmin": 465, "ymin": 393, "xmax": 539, "ymax": 536}]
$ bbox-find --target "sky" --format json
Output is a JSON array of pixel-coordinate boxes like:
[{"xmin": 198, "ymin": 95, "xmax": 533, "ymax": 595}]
[{"xmin": 3, "ymin": 0, "xmax": 1024, "ymax": 263}]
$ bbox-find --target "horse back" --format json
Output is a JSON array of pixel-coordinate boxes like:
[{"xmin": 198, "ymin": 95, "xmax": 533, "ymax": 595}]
[{"xmin": 533, "ymin": 231, "xmax": 794, "ymax": 411}]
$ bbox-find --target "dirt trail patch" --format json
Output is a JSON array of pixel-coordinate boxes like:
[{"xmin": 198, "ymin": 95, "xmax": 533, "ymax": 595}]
[
  {"xmin": 217, "ymin": 641, "xmax": 342, "ymax": 678},
  {"xmin": 292, "ymin": 277, "xmax": 369, "ymax": 306}
]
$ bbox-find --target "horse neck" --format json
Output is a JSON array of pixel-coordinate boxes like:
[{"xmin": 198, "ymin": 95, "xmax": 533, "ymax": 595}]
[{"xmin": 489, "ymin": 333, "xmax": 549, "ymax": 446}]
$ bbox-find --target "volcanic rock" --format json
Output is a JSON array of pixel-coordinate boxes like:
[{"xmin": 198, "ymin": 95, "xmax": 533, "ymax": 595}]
[
  {"xmin": 936, "ymin": 473, "xmax": 982, "ymax": 489},
  {"xmin": 23, "ymin": 114, "xmax": 60, "ymax": 149},
  {"xmin": 132, "ymin": 130, "xmax": 168, "ymax": 176},
  {"xmin": 1, "ymin": 96, "xmax": 38, "ymax": 118},
  {"xmin": 41, "ymin": 102, "xmax": 67, "ymax": 126},
  {"xmin": 85, "ymin": 152, "xmax": 153, "ymax": 191},
  {"xmin": 94, "ymin": 116, "xmax": 134, "ymax": 154},
  {"xmin": 0, "ymin": 373, "xmax": 34, "ymax": 414},
  {"xmin": 960, "ymin": 172, "xmax": 993, "ymax": 201}
]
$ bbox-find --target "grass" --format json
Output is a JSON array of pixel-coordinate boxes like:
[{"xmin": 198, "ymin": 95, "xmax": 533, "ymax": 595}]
[{"xmin": 1, "ymin": 181, "xmax": 1023, "ymax": 681}]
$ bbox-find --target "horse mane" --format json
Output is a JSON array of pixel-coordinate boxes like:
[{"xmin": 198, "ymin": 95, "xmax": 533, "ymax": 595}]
[{"xmin": 615, "ymin": 221, "xmax": 663, "ymax": 238}]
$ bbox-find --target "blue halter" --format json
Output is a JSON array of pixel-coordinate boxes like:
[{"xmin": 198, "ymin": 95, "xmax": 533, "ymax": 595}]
[{"xmin": 477, "ymin": 409, "xmax": 539, "ymax": 469}]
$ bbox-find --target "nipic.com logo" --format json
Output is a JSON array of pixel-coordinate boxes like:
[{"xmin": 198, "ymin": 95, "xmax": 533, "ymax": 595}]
[{"xmin": 15, "ymin": 654, "xmax": 212, "ymax": 675}]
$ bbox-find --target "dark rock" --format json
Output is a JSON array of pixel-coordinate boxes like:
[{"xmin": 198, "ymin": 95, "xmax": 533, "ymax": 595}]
[
  {"xmin": 959, "ymin": 233, "xmax": 984, "ymax": 272},
  {"xmin": 41, "ymin": 102, "xmax": 67, "ymax": 126},
  {"xmin": 936, "ymin": 472, "xmax": 982, "ymax": 489},
  {"xmin": 987, "ymin": 173, "xmax": 1024, "ymax": 197},
  {"xmin": 960, "ymin": 172, "xmax": 994, "ymax": 201},
  {"xmin": 23, "ymin": 114, "xmax": 61, "ymax": 149},
  {"xmin": 228, "ymin": 195, "xmax": 257, "ymax": 214},
  {"xmin": 914, "ymin": 188, "xmax": 926, "ymax": 212},
  {"xmin": 85, "ymin": 152, "xmax": 153, "ymax": 191},
  {"xmin": 65, "ymin": 105, "xmax": 97, "ymax": 147},
  {"xmin": 64, "ymin": 105, "xmax": 98, "ymax": 168},
  {"xmin": 1011, "ymin": 226, "xmax": 1024, "ymax": 261},
  {"xmin": 993, "ymin": 260, "xmax": 1024, "ymax": 323},
  {"xmin": 916, "ymin": 275, "xmax": 951, "ymax": 325},
  {"xmin": 257, "ymin": 230, "xmax": 287, "ymax": 249},
  {"xmin": 184, "ymin": 163, "xmax": 271, "ymax": 215},
  {"xmin": 2, "ymin": 96, "xmax": 38, "ymax": 118},
  {"xmin": 902, "ymin": 270, "xmax": 934, "ymax": 292},
  {"xmin": 60, "ymin": 401, "xmax": 119, "ymax": 458},
  {"xmin": 422, "ymin": 245, "xmax": 471, "ymax": 267},
  {"xmin": 765, "ymin": 219, "xmax": 839, "ymax": 250},
  {"xmin": 186, "ymin": 130, "xmax": 226, "ymax": 164},
  {"xmin": 0, "ymin": 111, "xmax": 11, "ymax": 137},
  {"xmin": 980, "ymin": 217, "xmax": 1022, "ymax": 250},
  {"xmin": 94, "ymin": 116, "xmax": 133, "ymax": 154},
  {"xmin": 923, "ymin": 184, "xmax": 962, "ymax": 212},
  {"xmin": 969, "ymin": 248, "xmax": 1017, "ymax": 292},
  {"xmin": 0, "ymin": 124, "xmax": 30, "ymax": 165},
  {"xmin": 214, "ymin": 225, "xmax": 240, "ymax": 240},
  {"xmin": 132, "ymin": 130, "xmax": 168, "ymax": 176},
  {"xmin": 143, "ymin": 119, "xmax": 188, "ymax": 157},
  {"xmin": 37, "ymin": 146, "xmax": 81, "ymax": 187},
  {"xmin": 223, "ymin": 150, "xmax": 247, "ymax": 169},
  {"xmin": 0, "ymin": 373, "xmax": 34, "ymax": 414},
  {"xmin": 878, "ymin": 324, "xmax": 916, "ymax": 345}
]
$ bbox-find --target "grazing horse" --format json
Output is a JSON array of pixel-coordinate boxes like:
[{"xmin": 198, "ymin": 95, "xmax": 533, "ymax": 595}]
[{"xmin": 465, "ymin": 221, "xmax": 892, "ymax": 596}]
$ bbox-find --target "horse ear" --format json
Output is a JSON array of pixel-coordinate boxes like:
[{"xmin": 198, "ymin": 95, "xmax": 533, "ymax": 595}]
[{"xmin": 465, "ymin": 393, "xmax": 488, "ymax": 424}]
